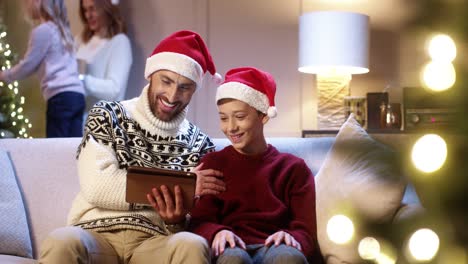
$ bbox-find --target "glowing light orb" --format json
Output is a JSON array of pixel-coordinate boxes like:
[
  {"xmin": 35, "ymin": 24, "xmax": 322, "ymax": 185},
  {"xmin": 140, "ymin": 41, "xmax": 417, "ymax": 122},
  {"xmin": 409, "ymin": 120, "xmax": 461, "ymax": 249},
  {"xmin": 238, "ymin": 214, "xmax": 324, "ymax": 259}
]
[
  {"xmin": 421, "ymin": 61, "xmax": 456, "ymax": 91},
  {"xmin": 358, "ymin": 237, "xmax": 381, "ymax": 260},
  {"xmin": 327, "ymin": 214, "xmax": 354, "ymax": 244},
  {"xmin": 408, "ymin": 228, "xmax": 440, "ymax": 261},
  {"xmin": 428, "ymin": 34, "xmax": 456, "ymax": 62},
  {"xmin": 412, "ymin": 134, "xmax": 447, "ymax": 173}
]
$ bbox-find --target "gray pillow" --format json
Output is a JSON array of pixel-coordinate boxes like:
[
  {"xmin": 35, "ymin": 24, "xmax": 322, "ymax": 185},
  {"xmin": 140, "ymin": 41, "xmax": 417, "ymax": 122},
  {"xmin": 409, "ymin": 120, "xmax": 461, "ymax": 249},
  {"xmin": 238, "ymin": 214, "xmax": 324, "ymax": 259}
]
[
  {"xmin": 0, "ymin": 150, "xmax": 33, "ymax": 258},
  {"xmin": 315, "ymin": 114, "xmax": 406, "ymax": 263}
]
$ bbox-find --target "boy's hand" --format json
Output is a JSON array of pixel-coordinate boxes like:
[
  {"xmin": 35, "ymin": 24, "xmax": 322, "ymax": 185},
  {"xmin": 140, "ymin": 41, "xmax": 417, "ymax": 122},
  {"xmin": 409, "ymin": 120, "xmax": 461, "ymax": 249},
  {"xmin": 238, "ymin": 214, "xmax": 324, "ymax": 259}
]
[
  {"xmin": 193, "ymin": 163, "xmax": 225, "ymax": 196},
  {"xmin": 212, "ymin": 230, "xmax": 246, "ymax": 256},
  {"xmin": 265, "ymin": 231, "xmax": 302, "ymax": 251},
  {"xmin": 146, "ymin": 185, "xmax": 186, "ymax": 224}
]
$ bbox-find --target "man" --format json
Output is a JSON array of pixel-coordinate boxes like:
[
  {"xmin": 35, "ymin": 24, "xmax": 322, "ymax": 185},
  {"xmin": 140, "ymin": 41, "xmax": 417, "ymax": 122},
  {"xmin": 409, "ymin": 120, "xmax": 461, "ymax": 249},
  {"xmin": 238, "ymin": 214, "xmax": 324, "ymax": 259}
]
[{"xmin": 39, "ymin": 30, "xmax": 225, "ymax": 264}]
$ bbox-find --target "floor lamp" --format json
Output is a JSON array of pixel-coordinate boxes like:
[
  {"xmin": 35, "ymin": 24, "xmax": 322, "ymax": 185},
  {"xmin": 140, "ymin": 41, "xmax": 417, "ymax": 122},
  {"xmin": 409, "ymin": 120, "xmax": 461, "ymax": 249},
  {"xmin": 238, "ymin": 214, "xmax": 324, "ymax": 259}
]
[{"xmin": 299, "ymin": 11, "xmax": 369, "ymax": 129}]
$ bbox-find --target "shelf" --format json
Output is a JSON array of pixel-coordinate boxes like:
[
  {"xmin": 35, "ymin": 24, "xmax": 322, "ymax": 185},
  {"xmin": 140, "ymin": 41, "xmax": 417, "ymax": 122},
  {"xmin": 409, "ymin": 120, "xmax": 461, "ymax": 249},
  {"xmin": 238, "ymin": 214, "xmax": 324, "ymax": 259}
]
[{"xmin": 302, "ymin": 129, "xmax": 404, "ymax": 138}]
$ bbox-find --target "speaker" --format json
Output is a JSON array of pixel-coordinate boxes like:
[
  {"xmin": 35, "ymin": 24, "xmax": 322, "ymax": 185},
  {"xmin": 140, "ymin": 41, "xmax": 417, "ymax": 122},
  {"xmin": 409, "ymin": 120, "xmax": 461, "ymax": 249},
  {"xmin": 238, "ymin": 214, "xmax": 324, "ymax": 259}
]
[{"xmin": 403, "ymin": 87, "xmax": 457, "ymax": 131}]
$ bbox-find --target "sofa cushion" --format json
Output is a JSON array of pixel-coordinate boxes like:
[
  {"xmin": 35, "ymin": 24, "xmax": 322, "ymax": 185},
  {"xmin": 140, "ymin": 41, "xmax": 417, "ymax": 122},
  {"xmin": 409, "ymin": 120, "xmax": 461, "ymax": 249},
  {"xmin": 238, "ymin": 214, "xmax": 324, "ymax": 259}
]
[
  {"xmin": 0, "ymin": 255, "xmax": 36, "ymax": 264},
  {"xmin": 0, "ymin": 150, "xmax": 33, "ymax": 258},
  {"xmin": 315, "ymin": 114, "xmax": 406, "ymax": 263}
]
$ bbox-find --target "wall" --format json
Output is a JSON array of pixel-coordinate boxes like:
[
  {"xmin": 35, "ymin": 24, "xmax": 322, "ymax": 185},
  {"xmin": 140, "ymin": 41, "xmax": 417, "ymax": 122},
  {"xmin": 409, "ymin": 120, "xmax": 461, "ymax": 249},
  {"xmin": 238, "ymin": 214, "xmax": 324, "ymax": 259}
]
[{"xmin": 3, "ymin": 0, "xmax": 424, "ymax": 138}]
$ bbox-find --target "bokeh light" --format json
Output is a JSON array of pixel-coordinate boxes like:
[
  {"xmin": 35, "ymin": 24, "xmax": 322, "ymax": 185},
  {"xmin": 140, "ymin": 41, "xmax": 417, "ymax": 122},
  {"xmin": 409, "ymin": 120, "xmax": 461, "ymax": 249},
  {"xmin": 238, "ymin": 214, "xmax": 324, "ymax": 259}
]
[
  {"xmin": 376, "ymin": 253, "xmax": 396, "ymax": 264},
  {"xmin": 411, "ymin": 134, "xmax": 447, "ymax": 173},
  {"xmin": 439, "ymin": 245, "xmax": 467, "ymax": 264},
  {"xmin": 408, "ymin": 228, "xmax": 440, "ymax": 261},
  {"xmin": 427, "ymin": 34, "xmax": 456, "ymax": 62},
  {"xmin": 358, "ymin": 237, "xmax": 381, "ymax": 260},
  {"xmin": 327, "ymin": 214, "xmax": 354, "ymax": 244},
  {"xmin": 421, "ymin": 61, "xmax": 456, "ymax": 91}
]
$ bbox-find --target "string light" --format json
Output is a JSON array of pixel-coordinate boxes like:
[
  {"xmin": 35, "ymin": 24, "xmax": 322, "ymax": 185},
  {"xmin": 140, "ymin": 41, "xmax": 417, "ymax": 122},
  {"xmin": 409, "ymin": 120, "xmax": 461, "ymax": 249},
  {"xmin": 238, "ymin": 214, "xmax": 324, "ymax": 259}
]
[
  {"xmin": 411, "ymin": 134, "xmax": 447, "ymax": 173},
  {"xmin": 408, "ymin": 228, "xmax": 440, "ymax": 261},
  {"xmin": 421, "ymin": 33, "xmax": 457, "ymax": 91},
  {"xmin": 327, "ymin": 214, "xmax": 355, "ymax": 244},
  {"xmin": 0, "ymin": 24, "xmax": 34, "ymax": 138}
]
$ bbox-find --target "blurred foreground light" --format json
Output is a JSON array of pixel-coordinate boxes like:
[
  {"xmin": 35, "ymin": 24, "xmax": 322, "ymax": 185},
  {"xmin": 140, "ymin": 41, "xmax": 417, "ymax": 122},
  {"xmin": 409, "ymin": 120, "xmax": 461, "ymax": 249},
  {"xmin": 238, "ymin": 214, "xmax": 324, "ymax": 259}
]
[
  {"xmin": 427, "ymin": 34, "xmax": 456, "ymax": 62},
  {"xmin": 439, "ymin": 245, "xmax": 467, "ymax": 264},
  {"xmin": 376, "ymin": 253, "xmax": 396, "ymax": 264},
  {"xmin": 421, "ymin": 61, "xmax": 456, "ymax": 91},
  {"xmin": 408, "ymin": 228, "xmax": 439, "ymax": 261},
  {"xmin": 327, "ymin": 214, "xmax": 354, "ymax": 244},
  {"xmin": 411, "ymin": 134, "xmax": 447, "ymax": 173},
  {"xmin": 358, "ymin": 237, "xmax": 380, "ymax": 260}
]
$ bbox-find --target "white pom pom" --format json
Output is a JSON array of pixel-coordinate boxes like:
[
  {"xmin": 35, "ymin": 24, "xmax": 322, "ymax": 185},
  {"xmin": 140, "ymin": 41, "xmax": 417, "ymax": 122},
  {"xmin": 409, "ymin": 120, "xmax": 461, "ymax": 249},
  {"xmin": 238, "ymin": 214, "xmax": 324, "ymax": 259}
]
[
  {"xmin": 213, "ymin": 72, "xmax": 223, "ymax": 85},
  {"xmin": 267, "ymin": 106, "xmax": 277, "ymax": 118},
  {"xmin": 111, "ymin": 0, "xmax": 119, "ymax": 5}
]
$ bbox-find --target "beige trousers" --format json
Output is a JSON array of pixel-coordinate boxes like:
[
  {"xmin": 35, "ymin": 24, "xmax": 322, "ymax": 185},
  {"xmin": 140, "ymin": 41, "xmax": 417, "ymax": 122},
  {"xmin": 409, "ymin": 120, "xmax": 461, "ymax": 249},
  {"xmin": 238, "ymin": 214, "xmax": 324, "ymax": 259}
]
[{"xmin": 38, "ymin": 226, "xmax": 210, "ymax": 264}]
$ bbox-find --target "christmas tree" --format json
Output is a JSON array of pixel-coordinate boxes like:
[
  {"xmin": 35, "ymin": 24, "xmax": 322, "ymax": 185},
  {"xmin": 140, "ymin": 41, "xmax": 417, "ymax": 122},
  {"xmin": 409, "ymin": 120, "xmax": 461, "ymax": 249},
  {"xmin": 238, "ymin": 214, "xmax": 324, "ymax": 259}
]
[{"xmin": 0, "ymin": 23, "xmax": 32, "ymax": 138}]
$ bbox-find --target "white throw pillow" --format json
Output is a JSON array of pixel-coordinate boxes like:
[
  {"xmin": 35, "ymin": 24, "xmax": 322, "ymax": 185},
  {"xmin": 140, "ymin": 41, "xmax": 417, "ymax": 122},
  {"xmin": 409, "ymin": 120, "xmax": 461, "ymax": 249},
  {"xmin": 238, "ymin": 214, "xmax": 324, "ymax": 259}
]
[
  {"xmin": 0, "ymin": 150, "xmax": 33, "ymax": 258},
  {"xmin": 316, "ymin": 114, "xmax": 406, "ymax": 263}
]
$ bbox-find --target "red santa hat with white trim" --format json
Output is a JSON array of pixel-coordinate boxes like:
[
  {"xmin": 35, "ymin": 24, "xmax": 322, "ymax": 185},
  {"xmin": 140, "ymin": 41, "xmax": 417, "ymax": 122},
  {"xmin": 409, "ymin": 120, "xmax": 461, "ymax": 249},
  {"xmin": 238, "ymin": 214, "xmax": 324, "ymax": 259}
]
[
  {"xmin": 145, "ymin": 30, "xmax": 221, "ymax": 89},
  {"xmin": 216, "ymin": 67, "xmax": 277, "ymax": 118}
]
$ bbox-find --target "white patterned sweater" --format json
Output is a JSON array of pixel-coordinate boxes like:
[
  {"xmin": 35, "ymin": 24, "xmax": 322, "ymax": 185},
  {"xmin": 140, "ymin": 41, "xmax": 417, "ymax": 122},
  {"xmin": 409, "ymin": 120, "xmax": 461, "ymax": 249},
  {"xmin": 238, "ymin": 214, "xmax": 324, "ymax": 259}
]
[{"xmin": 68, "ymin": 85, "xmax": 214, "ymax": 235}]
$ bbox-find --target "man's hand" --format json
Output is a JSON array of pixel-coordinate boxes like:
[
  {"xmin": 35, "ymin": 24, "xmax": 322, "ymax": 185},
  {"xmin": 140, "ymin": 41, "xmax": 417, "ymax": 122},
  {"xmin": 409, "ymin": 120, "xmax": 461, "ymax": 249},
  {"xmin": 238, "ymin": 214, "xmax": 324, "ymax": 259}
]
[
  {"xmin": 212, "ymin": 230, "xmax": 246, "ymax": 257},
  {"xmin": 193, "ymin": 163, "xmax": 225, "ymax": 196},
  {"xmin": 265, "ymin": 231, "xmax": 302, "ymax": 251},
  {"xmin": 146, "ymin": 185, "xmax": 186, "ymax": 224}
]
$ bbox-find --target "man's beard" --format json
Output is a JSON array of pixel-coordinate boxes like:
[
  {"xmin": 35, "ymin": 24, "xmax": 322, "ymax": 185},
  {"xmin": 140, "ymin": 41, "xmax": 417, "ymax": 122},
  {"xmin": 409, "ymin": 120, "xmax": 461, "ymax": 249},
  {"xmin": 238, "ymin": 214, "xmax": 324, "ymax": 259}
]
[{"xmin": 148, "ymin": 86, "xmax": 185, "ymax": 122}]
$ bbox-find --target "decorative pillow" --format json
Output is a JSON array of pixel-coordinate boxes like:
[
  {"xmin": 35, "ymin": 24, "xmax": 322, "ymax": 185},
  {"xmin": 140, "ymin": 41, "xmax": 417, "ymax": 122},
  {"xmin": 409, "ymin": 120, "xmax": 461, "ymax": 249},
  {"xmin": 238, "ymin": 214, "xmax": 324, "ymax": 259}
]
[
  {"xmin": 0, "ymin": 150, "xmax": 33, "ymax": 258},
  {"xmin": 315, "ymin": 114, "xmax": 406, "ymax": 263}
]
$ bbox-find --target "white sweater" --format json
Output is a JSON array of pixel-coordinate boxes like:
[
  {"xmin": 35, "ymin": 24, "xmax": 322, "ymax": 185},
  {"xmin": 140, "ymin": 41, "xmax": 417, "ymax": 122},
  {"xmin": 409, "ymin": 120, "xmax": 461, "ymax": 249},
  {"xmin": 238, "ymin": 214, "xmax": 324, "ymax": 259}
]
[
  {"xmin": 76, "ymin": 33, "xmax": 132, "ymax": 112},
  {"xmin": 68, "ymin": 86, "xmax": 214, "ymax": 235},
  {"xmin": 1, "ymin": 21, "xmax": 84, "ymax": 100}
]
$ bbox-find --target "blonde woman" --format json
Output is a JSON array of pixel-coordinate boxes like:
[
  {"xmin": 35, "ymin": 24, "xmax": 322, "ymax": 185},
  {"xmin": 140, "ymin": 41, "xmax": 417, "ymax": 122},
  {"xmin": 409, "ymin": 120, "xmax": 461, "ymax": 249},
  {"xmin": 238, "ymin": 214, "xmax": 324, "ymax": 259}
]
[
  {"xmin": 76, "ymin": 0, "xmax": 132, "ymax": 122},
  {"xmin": 0, "ymin": 0, "xmax": 85, "ymax": 137}
]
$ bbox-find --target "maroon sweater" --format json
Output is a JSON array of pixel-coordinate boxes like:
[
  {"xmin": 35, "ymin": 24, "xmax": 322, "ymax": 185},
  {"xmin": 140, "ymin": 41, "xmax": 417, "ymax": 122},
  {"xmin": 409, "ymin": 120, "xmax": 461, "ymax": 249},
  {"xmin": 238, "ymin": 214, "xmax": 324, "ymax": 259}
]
[{"xmin": 190, "ymin": 145, "xmax": 318, "ymax": 258}]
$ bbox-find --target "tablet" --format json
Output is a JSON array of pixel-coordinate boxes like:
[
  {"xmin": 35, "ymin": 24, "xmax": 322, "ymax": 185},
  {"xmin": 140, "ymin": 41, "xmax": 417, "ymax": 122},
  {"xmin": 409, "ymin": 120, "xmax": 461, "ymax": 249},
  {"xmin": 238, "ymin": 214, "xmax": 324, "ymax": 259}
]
[{"xmin": 126, "ymin": 166, "xmax": 197, "ymax": 209}]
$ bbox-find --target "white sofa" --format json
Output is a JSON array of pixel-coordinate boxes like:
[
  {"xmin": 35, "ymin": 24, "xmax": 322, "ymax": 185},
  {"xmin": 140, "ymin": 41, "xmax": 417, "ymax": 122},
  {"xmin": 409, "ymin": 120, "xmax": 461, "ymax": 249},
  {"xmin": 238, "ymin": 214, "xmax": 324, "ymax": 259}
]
[{"xmin": 0, "ymin": 135, "xmax": 423, "ymax": 263}]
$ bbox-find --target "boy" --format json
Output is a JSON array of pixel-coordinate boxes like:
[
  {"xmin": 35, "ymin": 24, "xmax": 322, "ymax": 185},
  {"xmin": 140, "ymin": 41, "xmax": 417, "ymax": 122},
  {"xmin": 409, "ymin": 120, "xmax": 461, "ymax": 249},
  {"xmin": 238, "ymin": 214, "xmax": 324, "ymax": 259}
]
[{"xmin": 190, "ymin": 67, "xmax": 321, "ymax": 263}]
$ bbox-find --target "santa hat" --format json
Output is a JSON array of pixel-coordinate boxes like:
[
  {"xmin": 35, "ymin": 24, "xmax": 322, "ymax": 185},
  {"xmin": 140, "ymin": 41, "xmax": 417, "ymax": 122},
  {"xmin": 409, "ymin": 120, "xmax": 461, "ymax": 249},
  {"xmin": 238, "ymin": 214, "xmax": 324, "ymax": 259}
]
[
  {"xmin": 145, "ymin": 30, "xmax": 221, "ymax": 88},
  {"xmin": 216, "ymin": 67, "xmax": 277, "ymax": 118}
]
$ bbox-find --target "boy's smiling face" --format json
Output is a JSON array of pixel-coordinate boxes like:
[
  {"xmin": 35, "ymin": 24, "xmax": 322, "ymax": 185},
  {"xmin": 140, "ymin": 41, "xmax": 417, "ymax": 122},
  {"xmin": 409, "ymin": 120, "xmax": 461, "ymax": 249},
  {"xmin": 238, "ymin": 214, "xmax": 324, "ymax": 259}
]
[{"xmin": 217, "ymin": 99, "xmax": 269, "ymax": 155}]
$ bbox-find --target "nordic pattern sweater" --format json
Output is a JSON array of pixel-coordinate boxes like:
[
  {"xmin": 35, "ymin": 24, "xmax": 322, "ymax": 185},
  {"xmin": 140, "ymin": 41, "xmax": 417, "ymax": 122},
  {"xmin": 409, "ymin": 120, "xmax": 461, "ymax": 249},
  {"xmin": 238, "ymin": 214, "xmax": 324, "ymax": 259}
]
[{"xmin": 68, "ymin": 85, "xmax": 214, "ymax": 235}]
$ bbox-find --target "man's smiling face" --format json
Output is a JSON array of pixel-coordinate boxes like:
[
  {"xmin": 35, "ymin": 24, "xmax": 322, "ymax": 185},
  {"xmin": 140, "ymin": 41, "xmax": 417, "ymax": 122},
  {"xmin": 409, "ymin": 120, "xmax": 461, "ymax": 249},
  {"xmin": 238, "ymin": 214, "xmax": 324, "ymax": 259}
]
[{"xmin": 148, "ymin": 70, "xmax": 196, "ymax": 122}]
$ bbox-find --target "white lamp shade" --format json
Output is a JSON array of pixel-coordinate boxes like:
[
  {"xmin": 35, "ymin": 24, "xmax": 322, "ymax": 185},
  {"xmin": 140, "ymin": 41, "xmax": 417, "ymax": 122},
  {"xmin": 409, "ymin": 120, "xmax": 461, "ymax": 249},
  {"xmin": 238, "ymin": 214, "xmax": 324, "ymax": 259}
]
[{"xmin": 299, "ymin": 11, "xmax": 370, "ymax": 75}]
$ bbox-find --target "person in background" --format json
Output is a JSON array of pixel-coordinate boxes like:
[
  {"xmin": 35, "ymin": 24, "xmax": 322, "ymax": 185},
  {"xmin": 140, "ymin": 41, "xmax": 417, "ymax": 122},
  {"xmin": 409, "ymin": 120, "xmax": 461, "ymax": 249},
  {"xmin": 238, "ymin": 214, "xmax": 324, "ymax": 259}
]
[
  {"xmin": 0, "ymin": 0, "xmax": 85, "ymax": 138},
  {"xmin": 76, "ymin": 0, "xmax": 132, "ymax": 123},
  {"xmin": 38, "ymin": 30, "xmax": 225, "ymax": 264},
  {"xmin": 190, "ymin": 67, "xmax": 322, "ymax": 264}
]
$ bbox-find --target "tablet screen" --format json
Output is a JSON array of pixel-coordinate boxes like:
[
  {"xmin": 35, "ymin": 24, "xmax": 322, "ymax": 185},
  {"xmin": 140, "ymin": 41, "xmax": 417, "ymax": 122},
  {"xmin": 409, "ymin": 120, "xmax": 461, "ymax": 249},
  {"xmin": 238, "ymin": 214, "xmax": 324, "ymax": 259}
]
[{"xmin": 126, "ymin": 166, "xmax": 197, "ymax": 209}]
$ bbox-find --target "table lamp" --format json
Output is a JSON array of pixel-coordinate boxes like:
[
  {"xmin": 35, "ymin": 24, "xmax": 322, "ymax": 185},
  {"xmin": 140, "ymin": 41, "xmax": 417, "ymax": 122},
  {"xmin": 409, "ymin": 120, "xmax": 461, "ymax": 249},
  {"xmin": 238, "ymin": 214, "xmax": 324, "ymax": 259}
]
[{"xmin": 299, "ymin": 11, "xmax": 369, "ymax": 129}]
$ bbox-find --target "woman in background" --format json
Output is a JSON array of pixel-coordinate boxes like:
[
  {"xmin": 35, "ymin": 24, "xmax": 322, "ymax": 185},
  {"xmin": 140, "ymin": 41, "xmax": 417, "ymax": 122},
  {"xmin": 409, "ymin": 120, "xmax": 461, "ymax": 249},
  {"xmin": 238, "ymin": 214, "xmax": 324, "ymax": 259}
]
[
  {"xmin": 0, "ymin": 0, "xmax": 85, "ymax": 138},
  {"xmin": 77, "ymin": 0, "xmax": 132, "ymax": 123}
]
